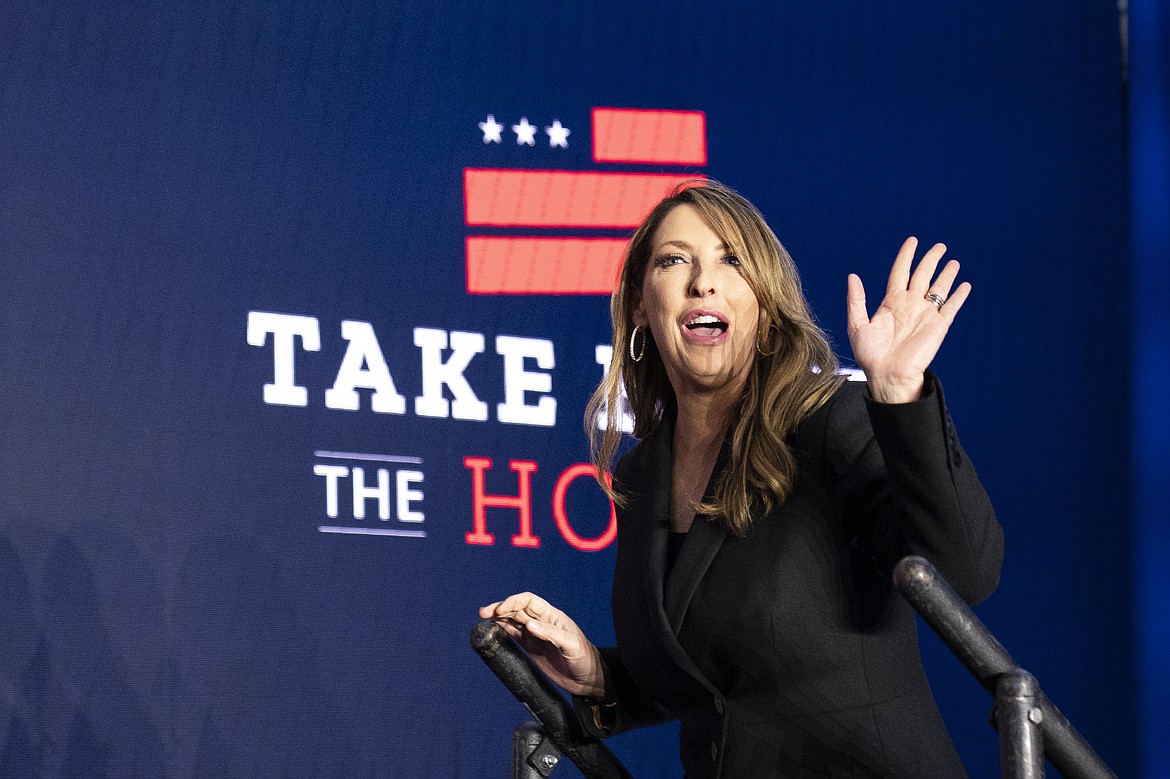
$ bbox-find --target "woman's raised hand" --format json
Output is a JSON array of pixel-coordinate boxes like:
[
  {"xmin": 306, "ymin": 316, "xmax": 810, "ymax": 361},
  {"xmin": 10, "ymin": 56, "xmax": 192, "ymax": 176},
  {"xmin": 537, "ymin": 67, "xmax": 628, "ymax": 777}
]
[
  {"xmin": 846, "ymin": 237, "xmax": 971, "ymax": 404},
  {"xmin": 479, "ymin": 592, "xmax": 609, "ymax": 699}
]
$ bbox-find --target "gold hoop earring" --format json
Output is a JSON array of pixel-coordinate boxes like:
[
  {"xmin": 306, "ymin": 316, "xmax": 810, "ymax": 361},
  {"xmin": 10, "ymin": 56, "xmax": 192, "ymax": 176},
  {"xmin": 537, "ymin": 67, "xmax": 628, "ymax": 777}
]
[{"xmin": 629, "ymin": 326, "xmax": 647, "ymax": 363}]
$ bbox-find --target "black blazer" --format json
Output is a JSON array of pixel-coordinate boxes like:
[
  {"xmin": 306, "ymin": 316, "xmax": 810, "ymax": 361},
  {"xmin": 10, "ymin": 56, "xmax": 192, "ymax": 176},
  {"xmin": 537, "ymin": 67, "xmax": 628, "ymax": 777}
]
[{"xmin": 589, "ymin": 375, "xmax": 1004, "ymax": 778}]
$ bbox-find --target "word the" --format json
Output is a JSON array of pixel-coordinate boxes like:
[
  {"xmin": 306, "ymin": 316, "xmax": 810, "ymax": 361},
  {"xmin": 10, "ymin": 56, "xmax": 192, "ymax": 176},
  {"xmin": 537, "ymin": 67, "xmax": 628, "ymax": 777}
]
[{"xmin": 313, "ymin": 452, "xmax": 425, "ymax": 525}]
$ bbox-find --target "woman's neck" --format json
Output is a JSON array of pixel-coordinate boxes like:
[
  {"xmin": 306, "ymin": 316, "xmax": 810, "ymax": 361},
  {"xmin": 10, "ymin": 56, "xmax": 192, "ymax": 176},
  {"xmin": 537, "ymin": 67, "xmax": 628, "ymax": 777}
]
[
  {"xmin": 669, "ymin": 393, "xmax": 734, "ymax": 533},
  {"xmin": 673, "ymin": 393, "xmax": 732, "ymax": 451},
  {"xmin": 666, "ymin": 360, "xmax": 750, "ymax": 446}
]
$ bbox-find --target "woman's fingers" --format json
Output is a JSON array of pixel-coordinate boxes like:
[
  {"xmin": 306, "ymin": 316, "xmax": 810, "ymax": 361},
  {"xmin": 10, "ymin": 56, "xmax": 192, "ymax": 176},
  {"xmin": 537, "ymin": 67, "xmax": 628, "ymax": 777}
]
[
  {"xmin": 495, "ymin": 620, "xmax": 524, "ymax": 640},
  {"xmin": 480, "ymin": 592, "xmax": 582, "ymax": 641},
  {"xmin": 477, "ymin": 592, "xmax": 605, "ymax": 696},
  {"xmin": 925, "ymin": 259, "xmax": 961, "ymax": 301},
  {"xmin": 478, "ymin": 601, "xmax": 503, "ymax": 618},
  {"xmin": 524, "ymin": 616, "xmax": 582, "ymax": 651},
  {"xmin": 481, "ymin": 592, "xmax": 549, "ymax": 621},
  {"xmin": 939, "ymin": 281, "xmax": 972, "ymax": 323},
  {"xmin": 845, "ymin": 273, "xmax": 873, "ymax": 339},
  {"xmin": 907, "ymin": 242, "xmax": 947, "ymax": 294},
  {"xmin": 874, "ymin": 240, "xmax": 961, "ymax": 315},
  {"xmin": 885, "ymin": 236, "xmax": 918, "ymax": 296},
  {"xmin": 849, "ymin": 238, "xmax": 973, "ymax": 403}
]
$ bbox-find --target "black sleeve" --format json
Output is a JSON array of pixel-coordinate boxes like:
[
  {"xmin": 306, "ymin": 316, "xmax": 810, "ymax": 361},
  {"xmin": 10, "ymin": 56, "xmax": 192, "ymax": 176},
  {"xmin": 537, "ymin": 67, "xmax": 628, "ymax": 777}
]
[
  {"xmin": 830, "ymin": 372, "xmax": 1004, "ymax": 604},
  {"xmin": 573, "ymin": 646, "xmax": 675, "ymax": 738}
]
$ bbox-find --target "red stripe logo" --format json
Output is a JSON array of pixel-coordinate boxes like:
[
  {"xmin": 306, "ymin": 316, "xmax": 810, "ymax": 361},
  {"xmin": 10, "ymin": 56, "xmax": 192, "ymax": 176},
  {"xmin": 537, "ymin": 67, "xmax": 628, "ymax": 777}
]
[
  {"xmin": 464, "ymin": 170, "xmax": 698, "ymax": 229},
  {"xmin": 592, "ymin": 108, "xmax": 707, "ymax": 165},
  {"xmin": 465, "ymin": 108, "xmax": 707, "ymax": 295},
  {"xmin": 466, "ymin": 237, "xmax": 629, "ymax": 294}
]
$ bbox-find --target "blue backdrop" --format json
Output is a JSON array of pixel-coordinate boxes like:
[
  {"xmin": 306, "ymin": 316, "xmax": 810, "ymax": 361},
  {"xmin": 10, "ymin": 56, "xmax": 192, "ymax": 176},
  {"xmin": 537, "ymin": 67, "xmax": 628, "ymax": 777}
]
[{"xmin": 0, "ymin": 1, "xmax": 1152, "ymax": 776}]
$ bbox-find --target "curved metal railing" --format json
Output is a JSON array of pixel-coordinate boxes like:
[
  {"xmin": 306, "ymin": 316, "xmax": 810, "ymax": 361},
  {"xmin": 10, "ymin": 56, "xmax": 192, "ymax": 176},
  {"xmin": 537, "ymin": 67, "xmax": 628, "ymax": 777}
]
[
  {"xmin": 470, "ymin": 619, "xmax": 634, "ymax": 779},
  {"xmin": 893, "ymin": 555, "xmax": 1117, "ymax": 779},
  {"xmin": 474, "ymin": 557, "xmax": 1118, "ymax": 778}
]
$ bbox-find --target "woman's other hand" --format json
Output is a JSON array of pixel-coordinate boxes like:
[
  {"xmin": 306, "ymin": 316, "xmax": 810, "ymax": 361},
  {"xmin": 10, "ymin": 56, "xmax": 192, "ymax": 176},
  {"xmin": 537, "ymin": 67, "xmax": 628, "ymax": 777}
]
[
  {"xmin": 479, "ymin": 592, "xmax": 610, "ymax": 699},
  {"xmin": 846, "ymin": 237, "xmax": 971, "ymax": 403}
]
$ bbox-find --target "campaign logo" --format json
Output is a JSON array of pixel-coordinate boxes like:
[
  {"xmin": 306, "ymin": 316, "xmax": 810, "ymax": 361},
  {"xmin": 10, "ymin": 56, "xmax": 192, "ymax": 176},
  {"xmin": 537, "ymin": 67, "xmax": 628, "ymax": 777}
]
[
  {"xmin": 248, "ymin": 107, "xmax": 710, "ymax": 548},
  {"xmin": 464, "ymin": 108, "xmax": 707, "ymax": 294}
]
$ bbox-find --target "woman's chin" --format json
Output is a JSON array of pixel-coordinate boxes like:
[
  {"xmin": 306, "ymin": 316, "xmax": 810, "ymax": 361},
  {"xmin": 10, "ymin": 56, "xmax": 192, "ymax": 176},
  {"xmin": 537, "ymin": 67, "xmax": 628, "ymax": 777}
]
[{"xmin": 670, "ymin": 363, "xmax": 751, "ymax": 397}]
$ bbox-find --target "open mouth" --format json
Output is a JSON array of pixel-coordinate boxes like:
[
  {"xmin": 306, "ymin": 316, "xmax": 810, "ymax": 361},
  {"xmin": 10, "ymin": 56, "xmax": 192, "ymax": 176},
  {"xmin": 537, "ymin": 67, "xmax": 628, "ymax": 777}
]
[{"xmin": 684, "ymin": 314, "xmax": 728, "ymax": 337}]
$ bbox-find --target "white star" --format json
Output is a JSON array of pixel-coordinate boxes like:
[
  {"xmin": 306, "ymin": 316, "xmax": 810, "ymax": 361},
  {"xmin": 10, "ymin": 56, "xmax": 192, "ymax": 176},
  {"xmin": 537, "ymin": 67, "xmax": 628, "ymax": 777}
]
[
  {"xmin": 545, "ymin": 120, "xmax": 570, "ymax": 148},
  {"xmin": 478, "ymin": 114, "xmax": 503, "ymax": 143},
  {"xmin": 512, "ymin": 117, "xmax": 537, "ymax": 146}
]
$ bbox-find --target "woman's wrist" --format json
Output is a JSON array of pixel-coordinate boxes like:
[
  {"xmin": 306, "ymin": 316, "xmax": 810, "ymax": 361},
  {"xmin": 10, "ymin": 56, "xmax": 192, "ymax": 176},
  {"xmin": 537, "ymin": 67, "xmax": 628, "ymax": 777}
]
[
  {"xmin": 867, "ymin": 373, "xmax": 925, "ymax": 404},
  {"xmin": 580, "ymin": 644, "xmax": 611, "ymax": 701}
]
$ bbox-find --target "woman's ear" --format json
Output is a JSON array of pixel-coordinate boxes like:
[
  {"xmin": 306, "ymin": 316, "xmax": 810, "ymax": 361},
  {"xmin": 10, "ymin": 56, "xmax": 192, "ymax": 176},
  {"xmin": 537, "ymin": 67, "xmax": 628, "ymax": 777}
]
[{"xmin": 631, "ymin": 294, "xmax": 647, "ymax": 327}]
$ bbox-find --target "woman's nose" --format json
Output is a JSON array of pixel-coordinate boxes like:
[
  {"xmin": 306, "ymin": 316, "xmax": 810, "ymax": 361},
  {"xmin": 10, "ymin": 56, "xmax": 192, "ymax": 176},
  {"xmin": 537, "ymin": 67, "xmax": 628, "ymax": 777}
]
[{"xmin": 688, "ymin": 261, "xmax": 716, "ymax": 297}]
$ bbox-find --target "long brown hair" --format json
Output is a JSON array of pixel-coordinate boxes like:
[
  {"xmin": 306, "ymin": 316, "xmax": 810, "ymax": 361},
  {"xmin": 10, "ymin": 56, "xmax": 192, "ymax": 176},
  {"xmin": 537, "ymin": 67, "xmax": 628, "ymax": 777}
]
[{"xmin": 585, "ymin": 180, "xmax": 843, "ymax": 536}]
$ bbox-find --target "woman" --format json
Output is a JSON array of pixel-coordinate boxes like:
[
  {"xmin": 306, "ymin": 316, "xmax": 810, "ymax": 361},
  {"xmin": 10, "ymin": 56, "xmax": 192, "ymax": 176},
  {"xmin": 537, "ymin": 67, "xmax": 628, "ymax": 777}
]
[{"xmin": 480, "ymin": 181, "xmax": 1003, "ymax": 778}]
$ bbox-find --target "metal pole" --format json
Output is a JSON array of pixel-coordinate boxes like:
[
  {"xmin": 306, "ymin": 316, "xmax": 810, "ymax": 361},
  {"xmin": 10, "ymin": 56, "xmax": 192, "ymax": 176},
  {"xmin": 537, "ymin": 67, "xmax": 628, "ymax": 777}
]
[
  {"xmin": 471, "ymin": 619, "xmax": 635, "ymax": 779},
  {"xmin": 513, "ymin": 721, "xmax": 562, "ymax": 779},
  {"xmin": 893, "ymin": 556, "xmax": 1117, "ymax": 779},
  {"xmin": 997, "ymin": 671, "xmax": 1045, "ymax": 778}
]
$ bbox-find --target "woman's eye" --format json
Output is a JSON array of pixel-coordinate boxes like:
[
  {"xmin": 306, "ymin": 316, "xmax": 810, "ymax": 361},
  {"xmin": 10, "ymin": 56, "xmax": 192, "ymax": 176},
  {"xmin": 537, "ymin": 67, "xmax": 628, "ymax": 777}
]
[
  {"xmin": 654, "ymin": 254, "xmax": 686, "ymax": 268},
  {"xmin": 724, "ymin": 255, "xmax": 741, "ymax": 266}
]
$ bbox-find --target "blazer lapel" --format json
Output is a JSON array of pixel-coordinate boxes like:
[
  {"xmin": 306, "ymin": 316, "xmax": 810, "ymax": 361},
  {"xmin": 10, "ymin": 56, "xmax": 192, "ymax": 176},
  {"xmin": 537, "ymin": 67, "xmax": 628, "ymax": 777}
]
[
  {"xmin": 634, "ymin": 423, "xmax": 672, "ymax": 618},
  {"xmin": 630, "ymin": 417, "xmax": 728, "ymax": 691},
  {"xmin": 664, "ymin": 514, "xmax": 727, "ymax": 634},
  {"xmin": 663, "ymin": 432, "xmax": 731, "ymax": 634}
]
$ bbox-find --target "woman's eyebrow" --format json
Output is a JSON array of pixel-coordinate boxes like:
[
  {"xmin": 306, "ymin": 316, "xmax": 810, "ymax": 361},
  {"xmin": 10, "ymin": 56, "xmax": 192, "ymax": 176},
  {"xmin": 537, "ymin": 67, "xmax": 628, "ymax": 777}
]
[{"xmin": 654, "ymin": 240, "xmax": 729, "ymax": 252}]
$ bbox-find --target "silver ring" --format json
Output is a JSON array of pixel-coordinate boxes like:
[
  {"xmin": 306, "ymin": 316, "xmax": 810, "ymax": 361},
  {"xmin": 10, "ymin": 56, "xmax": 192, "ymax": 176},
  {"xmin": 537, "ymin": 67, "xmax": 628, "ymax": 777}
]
[{"xmin": 924, "ymin": 292, "xmax": 945, "ymax": 312}]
